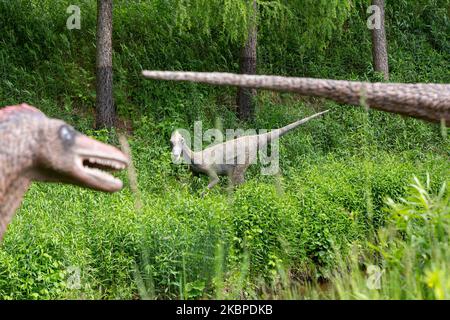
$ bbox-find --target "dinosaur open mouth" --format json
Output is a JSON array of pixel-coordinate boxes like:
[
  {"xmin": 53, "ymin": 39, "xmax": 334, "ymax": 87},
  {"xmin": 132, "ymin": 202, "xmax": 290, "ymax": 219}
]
[
  {"xmin": 80, "ymin": 156, "xmax": 127, "ymax": 186},
  {"xmin": 73, "ymin": 134, "xmax": 129, "ymax": 192}
]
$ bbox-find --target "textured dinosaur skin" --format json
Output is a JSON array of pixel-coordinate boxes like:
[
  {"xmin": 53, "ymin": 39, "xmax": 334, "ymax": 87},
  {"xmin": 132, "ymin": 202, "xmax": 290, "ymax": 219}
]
[
  {"xmin": 143, "ymin": 71, "xmax": 450, "ymax": 125},
  {"xmin": 171, "ymin": 110, "xmax": 328, "ymax": 190},
  {"xmin": 0, "ymin": 104, "xmax": 129, "ymax": 241}
]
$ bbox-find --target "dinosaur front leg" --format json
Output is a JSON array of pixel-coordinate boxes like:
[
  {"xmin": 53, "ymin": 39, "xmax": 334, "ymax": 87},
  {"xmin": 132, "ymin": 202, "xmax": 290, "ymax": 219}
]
[
  {"xmin": 200, "ymin": 169, "xmax": 220, "ymax": 197},
  {"xmin": 207, "ymin": 172, "xmax": 220, "ymax": 189}
]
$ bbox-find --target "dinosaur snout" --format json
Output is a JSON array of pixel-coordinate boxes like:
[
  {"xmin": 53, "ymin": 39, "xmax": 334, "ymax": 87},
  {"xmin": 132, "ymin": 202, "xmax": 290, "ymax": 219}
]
[{"xmin": 172, "ymin": 145, "xmax": 183, "ymax": 163}]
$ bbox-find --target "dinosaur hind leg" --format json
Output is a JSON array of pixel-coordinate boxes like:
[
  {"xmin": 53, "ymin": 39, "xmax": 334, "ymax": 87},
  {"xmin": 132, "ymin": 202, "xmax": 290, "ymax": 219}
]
[{"xmin": 231, "ymin": 165, "xmax": 249, "ymax": 186}]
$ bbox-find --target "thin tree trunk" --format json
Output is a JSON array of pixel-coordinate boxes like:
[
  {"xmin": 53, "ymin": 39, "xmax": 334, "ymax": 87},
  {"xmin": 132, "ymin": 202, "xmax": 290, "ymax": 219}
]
[
  {"xmin": 371, "ymin": 0, "xmax": 389, "ymax": 80},
  {"xmin": 95, "ymin": 0, "xmax": 115, "ymax": 128},
  {"xmin": 237, "ymin": 0, "xmax": 258, "ymax": 121}
]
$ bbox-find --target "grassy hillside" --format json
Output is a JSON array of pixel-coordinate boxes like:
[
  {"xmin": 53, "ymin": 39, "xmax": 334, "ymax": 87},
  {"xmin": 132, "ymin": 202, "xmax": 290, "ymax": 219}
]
[{"xmin": 0, "ymin": 0, "xmax": 448, "ymax": 299}]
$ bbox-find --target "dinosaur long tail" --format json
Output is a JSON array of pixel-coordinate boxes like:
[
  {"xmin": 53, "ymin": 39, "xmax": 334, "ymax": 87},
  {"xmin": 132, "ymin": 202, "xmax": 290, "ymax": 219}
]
[
  {"xmin": 267, "ymin": 110, "xmax": 329, "ymax": 142},
  {"xmin": 142, "ymin": 71, "xmax": 450, "ymax": 125}
]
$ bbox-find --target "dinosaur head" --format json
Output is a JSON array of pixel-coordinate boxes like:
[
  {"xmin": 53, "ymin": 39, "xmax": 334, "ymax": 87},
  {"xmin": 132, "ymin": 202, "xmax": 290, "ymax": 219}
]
[
  {"xmin": 34, "ymin": 122, "xmax": 129, "ymax": 192},
  {"xmin": 1, "ymin": 104, "xmax": 129, "ymax": 193},
  {"xmin": 170, "ymin": 130, "xmax": 186, "ymax": 163}
]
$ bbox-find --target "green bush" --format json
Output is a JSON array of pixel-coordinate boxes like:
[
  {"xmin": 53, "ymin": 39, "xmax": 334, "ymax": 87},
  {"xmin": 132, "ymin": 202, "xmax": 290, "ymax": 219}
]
[{"xmin": 229, "ymin": 182, "xmax": 292, "ymax": 277}]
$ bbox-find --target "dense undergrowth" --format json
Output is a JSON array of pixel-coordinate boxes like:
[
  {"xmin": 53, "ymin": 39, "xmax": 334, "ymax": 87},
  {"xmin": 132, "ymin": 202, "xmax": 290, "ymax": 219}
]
[{"xmin": 0, "ymin": 0, "xmax": 449, "ymax": 299}]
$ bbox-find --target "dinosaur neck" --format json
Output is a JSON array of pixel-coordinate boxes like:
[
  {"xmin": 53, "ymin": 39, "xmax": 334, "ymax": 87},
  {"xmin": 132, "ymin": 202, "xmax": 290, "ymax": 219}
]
[
  {"xmin": 0, "ymin": 114, "xmax": 36, "ymax": 241},
  {"xmin": 142, "ymin": 71, "xmax": 450, "ymax": 125},
  {"xmin": 182, "ymin": 143, "xmax": 195, "ymax": 164},
  {"xmin": 0, "ymin": 155, "xmax": 32, "ymax": 241},
  {"xmin": 0, "ymin": 176, "xmax": 31, "ymax": 241}
]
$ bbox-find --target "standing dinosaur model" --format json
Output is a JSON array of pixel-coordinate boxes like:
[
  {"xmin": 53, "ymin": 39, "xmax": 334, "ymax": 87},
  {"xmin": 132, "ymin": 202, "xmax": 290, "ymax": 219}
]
[
  {"xmin": 142, "ymin": 71, "xmax": 450, "ymax": 125},
  {"xmin": 170, "ymin": 110, "xmax": 328, "ymax": 190},
  {"xmin": 0, "ymin": 104, "xmax": 129, "ymax": 241}
]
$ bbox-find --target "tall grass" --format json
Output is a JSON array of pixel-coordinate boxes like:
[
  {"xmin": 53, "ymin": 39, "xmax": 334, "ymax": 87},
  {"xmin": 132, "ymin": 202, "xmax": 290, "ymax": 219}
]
[
  {"xmin": 312, "ymin": 176, "xmax": 450, "ymax": 300},
  {"xmin": 199, "ymin": 176, "xmax": 450, "ymax": 300}
]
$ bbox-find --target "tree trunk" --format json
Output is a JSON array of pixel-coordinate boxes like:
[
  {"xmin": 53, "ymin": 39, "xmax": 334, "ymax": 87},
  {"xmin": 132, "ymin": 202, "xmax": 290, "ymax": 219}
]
[
  {"xmin": 95, "ymin": 0, "xmax": 115, "ymax": 128},
  {"xmin": 237, "ymin": 0, "xmax": 258, "ymax": 121},
  {"xmin": 371, "ymin": 0, "xmax": 389, "ymax": 80}
]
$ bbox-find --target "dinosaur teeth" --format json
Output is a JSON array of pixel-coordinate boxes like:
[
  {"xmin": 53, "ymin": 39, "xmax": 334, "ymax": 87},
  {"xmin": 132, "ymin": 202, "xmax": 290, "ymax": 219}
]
[
  {"xmin": 85, "ymin": 157, "xmax": 126, "ymax": 170},
  {"xmin": 83, "ymin": 166, "xmax": 122, "ymax": 184},
  {"xmin": 77, "ymin": 155, "xmax": 126, "ymax": 188}
]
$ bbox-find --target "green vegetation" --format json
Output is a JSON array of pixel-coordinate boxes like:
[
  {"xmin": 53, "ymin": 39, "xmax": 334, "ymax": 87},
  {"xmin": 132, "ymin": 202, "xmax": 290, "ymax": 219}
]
[{"xmin": 0, "ymin": 0, "xmax": 448, "ymax": 299}]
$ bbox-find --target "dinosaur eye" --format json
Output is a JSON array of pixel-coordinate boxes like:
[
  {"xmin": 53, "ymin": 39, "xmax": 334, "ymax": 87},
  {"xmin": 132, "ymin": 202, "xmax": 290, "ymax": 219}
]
[{"xmin": 59, "ymin": 125, "xmax": 75, "ymax": 145}]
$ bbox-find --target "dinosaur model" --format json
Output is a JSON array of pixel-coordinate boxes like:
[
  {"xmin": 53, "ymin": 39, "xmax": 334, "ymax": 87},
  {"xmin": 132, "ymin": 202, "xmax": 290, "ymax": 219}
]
[
  {"xmin": 170, "ymin": 110, "xmax": 328, "ymax": 190},
  {"xmin": 0, "ymin": 104, "xmax": 129, "ymax": 241},
  {"xmin": 142, "ymin": 71, "xmax": 450, "ymax": 125}
]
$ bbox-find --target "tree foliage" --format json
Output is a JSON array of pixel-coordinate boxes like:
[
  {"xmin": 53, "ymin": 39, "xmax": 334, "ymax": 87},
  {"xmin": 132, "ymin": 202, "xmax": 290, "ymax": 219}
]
[{"xmin": 135, "ymin": 0, "xmax": 354, "ymax": 48}]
